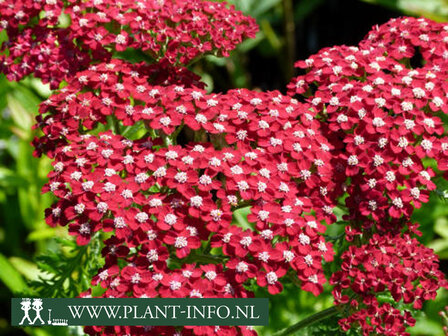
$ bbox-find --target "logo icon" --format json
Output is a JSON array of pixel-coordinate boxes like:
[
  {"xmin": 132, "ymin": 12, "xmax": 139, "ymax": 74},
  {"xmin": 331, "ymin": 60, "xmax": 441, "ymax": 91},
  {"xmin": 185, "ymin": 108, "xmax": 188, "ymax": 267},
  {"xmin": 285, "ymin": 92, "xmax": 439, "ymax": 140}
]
[
  {"xmin": 19, "ymin": 298, "xmax": 33, "ymax": 325},
  {"xmin": 18, "ymin": 298, "xmax": 61, "ymax": 326},
  {"xmin": 31, "ymin": 299, "xmax": 45, "ymax": 325}
]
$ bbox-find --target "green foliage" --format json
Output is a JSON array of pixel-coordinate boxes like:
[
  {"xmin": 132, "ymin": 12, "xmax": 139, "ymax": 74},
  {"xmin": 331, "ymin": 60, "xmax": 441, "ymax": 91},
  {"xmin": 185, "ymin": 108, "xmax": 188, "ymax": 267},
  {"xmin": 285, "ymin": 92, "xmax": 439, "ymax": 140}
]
[
  {"xmin": 361, "ymin": 0, "xmax": 448, "ymax": 22},
  {"xmin": 304, "ymin": 315, "xmax": 353, "ymax": 336},
  {"xmin": 232, "ymin": 206, "xmax": 253, "ymax": 230},
  {"xmin": 30, "ymin": 236, "xmax": 103, "ymax": 298},
  {"xmin": 0, "ymin": 253, "xmax": 28, "ymax": 294}
]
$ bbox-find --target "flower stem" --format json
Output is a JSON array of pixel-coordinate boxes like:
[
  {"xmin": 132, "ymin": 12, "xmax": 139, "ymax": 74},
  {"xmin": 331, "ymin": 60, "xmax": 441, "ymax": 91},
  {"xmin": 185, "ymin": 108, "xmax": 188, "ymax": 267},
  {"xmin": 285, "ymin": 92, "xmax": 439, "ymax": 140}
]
[
  {"xmin": 232, "ymin": 201, "xmax": 252, "ymax": 211},
  {"xmin": 174, "ymin": 253, "xmax": 227, "ymax": 265},
  {"xmin": 273, "ymin": 306, "xmax": 340, "ymax": 336}
]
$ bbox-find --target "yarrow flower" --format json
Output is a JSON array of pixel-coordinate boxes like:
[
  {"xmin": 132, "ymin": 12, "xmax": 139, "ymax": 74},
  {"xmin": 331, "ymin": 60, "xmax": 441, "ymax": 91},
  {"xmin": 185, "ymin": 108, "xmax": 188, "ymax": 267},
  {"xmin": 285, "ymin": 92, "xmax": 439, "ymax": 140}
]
[
  {"xmin": 1, "ymin": 3, "xmax": 446, "ymax": 334},
  {"xmin": 35, "ymin": 55, "xmax": 337, "ymax": 334},
  {"xmin": 286, "ymin": 19, "xmax": 448, "ymax": 333},
  {"xmin": 288, "ymin": 16, "xmax": 448, "ymax": 234},
  {"xmin": 66, "ymin": 0, "xmax": 258, "ymax": 65},
  {"xmin": 330, "ymin": 233, "xmax": 447, "ymax": 336},
  {"xmin": 0, "ymin": 0, "xmax": 257, "ymax": 88}
]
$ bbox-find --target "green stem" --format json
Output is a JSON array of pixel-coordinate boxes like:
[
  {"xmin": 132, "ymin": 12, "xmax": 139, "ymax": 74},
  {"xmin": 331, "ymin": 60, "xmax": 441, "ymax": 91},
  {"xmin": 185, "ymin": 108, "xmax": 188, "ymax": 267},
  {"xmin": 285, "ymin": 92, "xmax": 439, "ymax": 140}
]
[
  {"xmin": 194, "ymin": 129, "xmax": 206, "ymax": 142},
  {"xmin": 324, "ymin": 232, "xmax": 346, "ymax": 241},
  {"xmin": 176, "ymin": 253, "xmax": 227, "ymax": 265},
  {"xmin": 160, "ymin": 131, "xmax": 172, "ymax": 146},
  {"xmin": 232, "ymin": 201, "xmax": 252, "ymax": 211},
  {"xmin": 107, "ymin": 115, "xmax": 121, "ymax": 135},
  {"xmin": 170, "ymin": 123, "xmax": 185, "ymax": 145},
  {"xmin": 193, "ymin": 254, "xmax": 226, "ymax": 264},
  {"xmin": 149, "ymin": 129, "xmax": 158, "ymax": 139},
  {"xmin": 273, "ymin": 306, "xmax": 340, "ymax": 336}
]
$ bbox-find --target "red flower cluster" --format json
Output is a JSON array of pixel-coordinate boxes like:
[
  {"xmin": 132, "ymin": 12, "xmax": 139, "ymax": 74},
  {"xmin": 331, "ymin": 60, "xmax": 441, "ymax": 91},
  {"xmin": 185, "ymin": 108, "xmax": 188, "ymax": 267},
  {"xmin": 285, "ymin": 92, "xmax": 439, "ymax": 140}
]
[
  {"xmin": 37, "ymin": 59, "xmax": 339, "ymax": 334},
  {"xmin": 330, "ymin": 233, "xmax": 446, "ymax": 336},
  {"xmin": 287, "ymin": 16, "xmax": 448, "ymax": 334},
  {"xmin": 0, "ymin": 0, "xmax": 89, "ymax": 88},
  {"xmin": 1, "ymin": 1, "xmax": 447, "ymax": 334},
  {"xmin": 33, "ymin": 59, "xmax": 205, "ymax": 156},
  {"xmin": 288, "ymin": 16, "xmax": 448, "ymax": 233},
  {"xmin": 0, "ymin": 0, "xmax": 256, "ymax": 88},
  {"xmin": 67, "ymin": 0, "xmax": 258, "ymax": 65},
  {"xmin": 361, "ymin": 16, "xmax": 448, "ymax": 66}
]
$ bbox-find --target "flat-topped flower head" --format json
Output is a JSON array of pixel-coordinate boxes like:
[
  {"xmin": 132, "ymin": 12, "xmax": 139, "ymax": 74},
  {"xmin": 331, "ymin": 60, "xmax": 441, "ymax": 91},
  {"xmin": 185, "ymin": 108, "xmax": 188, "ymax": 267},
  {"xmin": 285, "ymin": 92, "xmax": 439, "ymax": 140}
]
[
  {"xmin": 0, "ymin": 0, "xmax": 257, "ymax": 87},
  {"xmin": 330, "ymin": 232, "xmax": 447, "ymax": 335},
  {"xmin": 33, "ymin": 56, "xmax": 340, "ymax": 327},
  {"xmin": 288, "ymin": 16, "xmax": 448, "ymax": 233}
]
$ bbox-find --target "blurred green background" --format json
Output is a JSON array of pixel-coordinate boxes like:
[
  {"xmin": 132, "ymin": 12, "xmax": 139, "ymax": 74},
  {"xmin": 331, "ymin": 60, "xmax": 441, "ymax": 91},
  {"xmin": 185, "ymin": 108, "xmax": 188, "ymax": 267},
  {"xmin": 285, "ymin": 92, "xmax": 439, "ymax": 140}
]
[{"xmin": 1, "ymin": 0, "xmax": 448, "ymax": 335}]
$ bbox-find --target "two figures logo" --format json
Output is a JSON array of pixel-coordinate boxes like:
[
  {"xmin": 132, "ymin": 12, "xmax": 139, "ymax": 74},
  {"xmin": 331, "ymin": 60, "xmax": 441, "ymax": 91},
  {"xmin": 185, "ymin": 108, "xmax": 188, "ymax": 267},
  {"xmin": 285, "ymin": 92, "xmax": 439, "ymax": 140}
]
[
  {"xmin": 19, "ymin": 299, "xmax": 44, "ymax": 325},
  {"xmin": 18, "ymin": 298, "xmax": 68, "ymax": 326}
]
